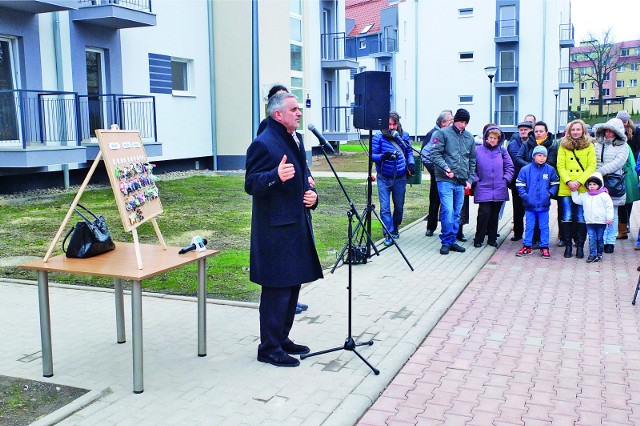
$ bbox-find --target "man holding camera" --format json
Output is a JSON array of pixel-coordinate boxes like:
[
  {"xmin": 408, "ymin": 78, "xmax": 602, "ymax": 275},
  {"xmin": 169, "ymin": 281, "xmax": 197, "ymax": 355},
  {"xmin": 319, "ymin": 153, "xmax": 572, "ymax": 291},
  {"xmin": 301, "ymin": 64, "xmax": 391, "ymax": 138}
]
[{"xmin": 371, "ymin": 112, "xmax": 415, "ymax": 247}]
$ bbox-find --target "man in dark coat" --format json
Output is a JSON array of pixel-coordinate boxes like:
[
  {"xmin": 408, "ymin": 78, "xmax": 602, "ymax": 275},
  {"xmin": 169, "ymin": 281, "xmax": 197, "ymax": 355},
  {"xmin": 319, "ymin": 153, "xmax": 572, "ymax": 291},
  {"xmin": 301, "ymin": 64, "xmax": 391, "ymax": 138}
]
[{"xmin": 245, "ymin": 92, "xmax": 323, "ymax": 367}]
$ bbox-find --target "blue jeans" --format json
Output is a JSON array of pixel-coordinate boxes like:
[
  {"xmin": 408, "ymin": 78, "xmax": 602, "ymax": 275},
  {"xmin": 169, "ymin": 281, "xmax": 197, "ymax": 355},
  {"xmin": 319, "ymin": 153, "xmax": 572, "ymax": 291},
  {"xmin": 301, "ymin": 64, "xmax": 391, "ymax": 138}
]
[
  {"xmin": 604, "ymin": 206, "xmax": 619, "ymax": 245},
  {"xmin": 437, "ymin": 181, "xmax": 465, "ymax": 246},
  {"xmin": 560, "ymin": 196, "xmax": 584, "ymax": 222},
  {"xmin": 587, "ymin": 224, "xmax": 606, "ymax": 257},
  {"xmin": 524, "ymin": 210, "xmax": 550, "ymax": 248},
  {"xmin": 376, "ymin": 173, "xmax": 407, "ymax": 236}
]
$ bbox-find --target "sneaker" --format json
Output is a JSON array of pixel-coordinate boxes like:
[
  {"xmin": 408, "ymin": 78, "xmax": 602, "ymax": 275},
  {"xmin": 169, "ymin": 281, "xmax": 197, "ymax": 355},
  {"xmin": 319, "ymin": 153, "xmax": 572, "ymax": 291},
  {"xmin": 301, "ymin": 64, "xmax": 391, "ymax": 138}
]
[
  {"xmin": 540, "ymin": 248, "xmax": 550, "ymax": 259},
  {"xmin": 473, "ymin": 241, "xmax": 483, "ymax": 248},
  {"xmin": 440, "ymin": 245, "xmax": 450, "ymax": 255},
  {"xmin": 593, "ymin": 255, "xmax": 603, "ymax": 263},
  {"xmin": 450, "ymin": 243, "xmax": 466, "ymax": 253},
  {"xmin": 391, "ymin": 231, "xmax": 400, "ymax": 239},
  {"xmin": 586, "ymin": 255, "xmax": 596, "ymax": 263},
  {"xmin": 425, "ymin": 229, "xmax": 435, "ymax": 237},
  {"xmin": 383, "ymin": 237, "xmax": 393, "ymax": 247},
  {"xmin": 515, "ymin": 246, "xmax": 532, "ymax": 257}
]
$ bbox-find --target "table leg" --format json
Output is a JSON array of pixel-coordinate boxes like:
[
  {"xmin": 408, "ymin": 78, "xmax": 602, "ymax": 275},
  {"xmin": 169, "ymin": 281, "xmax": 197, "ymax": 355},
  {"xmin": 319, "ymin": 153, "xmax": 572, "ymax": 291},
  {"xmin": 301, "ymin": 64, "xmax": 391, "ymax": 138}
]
[
  {"xmin": 114, "ymin": 278, "xmax": 126, "ymax": 344},
  {"xmin": 198, "ymin": 258, "xmax": 207, "ymax": 357},
  {"xmin": 131, "ymin": 280, "xmax": 143, "ymax": 393},
  {"xmin": 38, "ymin": 270, "xmax": 53, "ymax": 378}
]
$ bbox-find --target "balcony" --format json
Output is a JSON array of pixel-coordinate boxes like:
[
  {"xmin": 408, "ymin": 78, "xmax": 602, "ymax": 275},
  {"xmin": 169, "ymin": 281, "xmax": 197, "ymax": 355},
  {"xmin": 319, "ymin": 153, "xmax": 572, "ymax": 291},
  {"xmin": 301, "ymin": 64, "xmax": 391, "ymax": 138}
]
[
  {"xmin": 370, "ymin": 34, "xmax": 397, "ymax": 58},
  {"xmin": 494, "ymin": 110, "xmax": 518, "ymax": 127},
  {"xmin": 0, "ymin": 90, "xmax": 160, "ymax": 168},
  {"xmin": 77, "ymin": 93, "xmax": 159, "ymax": 159},
  {"xmin": 321, "ymin": 106, "xmax": 360, "ymax": 143},
  {"xmin": 559, "ymin": 67, "xmax": 574, "ymax": 89},
  {"xmin": 495, "ymin": 66, "xmax": 519, "ymax": 88},
  {"xmin": 321, "ymin": 33, "xmax": 359, "ymax": 70},
  {"xmin": 71, "ymin": 0, "xmax": 156, "ymax": 29},
  {"xmin": 495, "ymin": 19, "xmax": 519, "ymax": 43},
  {"xmin": 559, "ymin": 23, "xmax": 575, "ymax": 48},
  {"xmin": 0, "ymin": 0, "xmax": 76, "ymax": 14}
]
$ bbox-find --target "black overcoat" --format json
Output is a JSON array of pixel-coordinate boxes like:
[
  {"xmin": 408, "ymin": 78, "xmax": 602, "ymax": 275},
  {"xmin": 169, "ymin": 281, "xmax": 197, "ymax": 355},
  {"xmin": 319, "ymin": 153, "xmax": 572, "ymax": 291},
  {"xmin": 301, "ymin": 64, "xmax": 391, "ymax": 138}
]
[{"xmin": 244, "ymin": 117, "xmax": 323, "ymax": 287}]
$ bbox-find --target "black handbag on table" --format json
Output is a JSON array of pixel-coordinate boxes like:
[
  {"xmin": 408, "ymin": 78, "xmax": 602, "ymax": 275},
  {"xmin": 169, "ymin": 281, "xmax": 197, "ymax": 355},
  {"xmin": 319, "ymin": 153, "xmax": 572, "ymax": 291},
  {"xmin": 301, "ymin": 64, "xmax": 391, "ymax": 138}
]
[{"xmin": 62, "ymin": 204, "xmax": 116, "ymax": 258}]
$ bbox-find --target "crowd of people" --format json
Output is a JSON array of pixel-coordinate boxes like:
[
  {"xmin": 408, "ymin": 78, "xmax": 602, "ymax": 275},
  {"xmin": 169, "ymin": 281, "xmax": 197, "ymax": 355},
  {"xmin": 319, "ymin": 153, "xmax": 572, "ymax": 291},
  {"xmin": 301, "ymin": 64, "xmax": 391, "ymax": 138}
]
[{"xmin": 412, "ymin": 108, "xmax": 640, "ymax": 261}]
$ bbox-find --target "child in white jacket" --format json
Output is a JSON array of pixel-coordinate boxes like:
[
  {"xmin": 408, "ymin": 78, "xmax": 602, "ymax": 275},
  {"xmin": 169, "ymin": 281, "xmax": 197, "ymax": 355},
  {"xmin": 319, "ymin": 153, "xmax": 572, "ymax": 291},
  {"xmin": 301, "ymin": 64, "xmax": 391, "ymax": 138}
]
[{"xmin": 571, "ymin": 172, "xmax": 614, "ymax": 263}]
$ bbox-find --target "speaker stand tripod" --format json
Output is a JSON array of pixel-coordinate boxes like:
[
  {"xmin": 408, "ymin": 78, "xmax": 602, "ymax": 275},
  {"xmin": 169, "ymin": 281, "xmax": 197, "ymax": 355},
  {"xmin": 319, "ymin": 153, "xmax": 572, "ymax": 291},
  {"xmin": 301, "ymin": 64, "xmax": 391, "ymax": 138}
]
[{"xmin": 301, "ymin": 210, "xmax": 379, "ymax": 375}]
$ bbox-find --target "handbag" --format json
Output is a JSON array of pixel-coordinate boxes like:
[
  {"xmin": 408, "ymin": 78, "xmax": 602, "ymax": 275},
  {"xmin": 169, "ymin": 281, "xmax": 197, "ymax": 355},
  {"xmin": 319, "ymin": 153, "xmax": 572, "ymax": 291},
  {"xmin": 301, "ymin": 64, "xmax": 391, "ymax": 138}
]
[
  {"xmin": 62, "ymin": 204, "xmax": 116, "ymax": 258},
  {"xmin": 604, "ymin": 173, "xmax": 626, "ymax": 197}
]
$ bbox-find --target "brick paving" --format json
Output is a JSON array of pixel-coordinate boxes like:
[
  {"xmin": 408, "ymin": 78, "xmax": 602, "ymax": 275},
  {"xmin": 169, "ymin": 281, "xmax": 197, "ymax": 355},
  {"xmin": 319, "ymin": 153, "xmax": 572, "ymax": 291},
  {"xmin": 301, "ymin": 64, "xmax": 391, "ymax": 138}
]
[{"xmin": 360, "ymin": 204, "xmax": 640, "ymax": 425}]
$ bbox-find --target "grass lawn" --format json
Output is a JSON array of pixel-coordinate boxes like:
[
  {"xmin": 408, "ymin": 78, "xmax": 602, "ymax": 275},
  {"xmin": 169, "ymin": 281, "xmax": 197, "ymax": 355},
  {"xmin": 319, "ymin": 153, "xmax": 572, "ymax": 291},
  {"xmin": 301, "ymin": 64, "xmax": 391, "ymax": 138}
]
[{"xmin": 1, "ymin": 156, "xmax": 428, "ymax": 302}]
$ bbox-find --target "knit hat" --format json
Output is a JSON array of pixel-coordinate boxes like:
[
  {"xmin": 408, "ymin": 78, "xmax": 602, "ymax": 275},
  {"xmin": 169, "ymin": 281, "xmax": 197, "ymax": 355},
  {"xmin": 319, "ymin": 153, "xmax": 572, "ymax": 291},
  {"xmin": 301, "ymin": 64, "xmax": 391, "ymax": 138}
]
[
  {"xmin": 585, "ymin": 171, "xmax": 604, "ymax": 188},
  {"xmin": 616, "ymin": 110, "xmax": 631, "ymax": 122},
  {"xmin": 517, "ymin": 121, "xmax": 534, "ymax": 129},
  {"xmin": 532, "ymin": 145, "xmax": 547, "ymax": 157},
  {"xmin": 453, "ymin": 108, "xmax": 470, "ymax": 123}
]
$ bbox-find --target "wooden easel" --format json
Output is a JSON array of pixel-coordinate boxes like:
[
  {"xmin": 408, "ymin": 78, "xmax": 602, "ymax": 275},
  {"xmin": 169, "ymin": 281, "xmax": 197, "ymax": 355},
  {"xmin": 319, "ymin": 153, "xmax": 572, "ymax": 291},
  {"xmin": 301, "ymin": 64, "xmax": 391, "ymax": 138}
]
[{"xmin": 44, "ymin": 125, "xmax": 166, "ymax": 269}]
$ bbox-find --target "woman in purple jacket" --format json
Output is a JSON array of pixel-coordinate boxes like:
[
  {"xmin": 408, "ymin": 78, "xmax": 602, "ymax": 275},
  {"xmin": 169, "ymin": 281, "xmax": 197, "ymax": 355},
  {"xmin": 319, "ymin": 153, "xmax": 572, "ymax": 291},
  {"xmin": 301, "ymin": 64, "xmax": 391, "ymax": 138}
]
[{"xmin": 473, "ymin": 126, "xmax": 515, "ymax": 247}]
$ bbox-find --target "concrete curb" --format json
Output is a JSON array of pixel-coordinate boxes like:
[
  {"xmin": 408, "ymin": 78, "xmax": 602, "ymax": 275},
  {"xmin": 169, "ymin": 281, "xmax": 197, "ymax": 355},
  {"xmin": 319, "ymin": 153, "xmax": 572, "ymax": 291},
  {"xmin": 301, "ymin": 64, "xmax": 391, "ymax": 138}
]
[{"xmin": 30, "ymin": 387, "xmax": 110, "ymax": 426}]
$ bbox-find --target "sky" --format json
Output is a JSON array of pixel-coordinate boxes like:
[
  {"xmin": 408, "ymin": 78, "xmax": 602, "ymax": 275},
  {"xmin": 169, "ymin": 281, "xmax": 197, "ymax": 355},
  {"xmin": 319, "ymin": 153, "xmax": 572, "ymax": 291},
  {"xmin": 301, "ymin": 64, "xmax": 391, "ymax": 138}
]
[{"xmin": 572, "ymin": 0, "xmax": 640, "ymax": 43}]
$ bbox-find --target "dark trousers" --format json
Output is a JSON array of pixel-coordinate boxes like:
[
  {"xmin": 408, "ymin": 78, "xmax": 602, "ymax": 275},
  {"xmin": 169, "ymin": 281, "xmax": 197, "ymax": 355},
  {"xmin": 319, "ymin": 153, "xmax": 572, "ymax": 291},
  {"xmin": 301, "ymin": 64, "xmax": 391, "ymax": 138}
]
[
  {"xmin": 620, "ymin": 203, "xmax": 633, "ymax": 227},
  {"xmin": 510, "ymin": 187, "xmax": 524, "ymax": 238},
  {"xmin": 258, "ymin": 285, "xmax": 300, "ymax": 356},
  {"xmin": 426, "ymin": 169, "xmax": 441, "ymax": 232},
  {"xmin": 475, "ymin": 201, "xmax": 502, "ymax": 244}
]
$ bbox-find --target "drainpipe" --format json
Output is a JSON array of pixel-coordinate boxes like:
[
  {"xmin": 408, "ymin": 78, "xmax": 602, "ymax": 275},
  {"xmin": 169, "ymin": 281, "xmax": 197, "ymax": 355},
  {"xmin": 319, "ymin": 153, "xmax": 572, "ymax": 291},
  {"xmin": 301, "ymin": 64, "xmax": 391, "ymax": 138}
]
[
  {"xmin": 541, "ymin": 0, "xmax": 547, "ymax": 121},
  {"xmin": 252, "ymin": 0, "xmax": 260, "ymax": 139},
  {"xmin": 207, "ymin": 0, "xmax": 218, "ymax": 170},
  {"xmin": 413, "ymin": 0, "xmax": 419, "ymax": 142},
  {"xmin": 53, "ymin": 12, "xmax": 70, "ymax": 188}
]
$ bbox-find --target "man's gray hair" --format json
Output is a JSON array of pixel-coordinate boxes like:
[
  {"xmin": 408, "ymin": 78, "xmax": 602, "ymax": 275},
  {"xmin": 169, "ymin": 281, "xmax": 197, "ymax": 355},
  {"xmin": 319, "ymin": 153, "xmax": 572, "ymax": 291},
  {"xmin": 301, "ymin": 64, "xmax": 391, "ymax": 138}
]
[
  {"xmin": 268, "ymin": 92, "xmax": 298, "ymax": 117},
  {"xmin": 436, "ymin": 110, "xmax": 453, "ymax": 127}
]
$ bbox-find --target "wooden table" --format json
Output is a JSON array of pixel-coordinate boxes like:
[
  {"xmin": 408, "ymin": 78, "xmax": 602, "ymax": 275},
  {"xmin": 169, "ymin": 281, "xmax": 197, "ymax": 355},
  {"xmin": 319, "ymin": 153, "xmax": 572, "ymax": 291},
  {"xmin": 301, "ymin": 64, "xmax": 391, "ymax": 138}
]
[{"xmin": 21, "ymin": 242, "xmax": 219, "ymax": 393}]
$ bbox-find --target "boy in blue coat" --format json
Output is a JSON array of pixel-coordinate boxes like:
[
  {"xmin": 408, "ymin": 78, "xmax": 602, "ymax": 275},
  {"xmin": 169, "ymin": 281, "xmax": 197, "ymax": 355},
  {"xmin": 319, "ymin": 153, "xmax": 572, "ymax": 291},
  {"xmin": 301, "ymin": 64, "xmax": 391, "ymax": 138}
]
[{"xmin": 515, "ymin": 145, "xmax": 560, "ymax": 258}]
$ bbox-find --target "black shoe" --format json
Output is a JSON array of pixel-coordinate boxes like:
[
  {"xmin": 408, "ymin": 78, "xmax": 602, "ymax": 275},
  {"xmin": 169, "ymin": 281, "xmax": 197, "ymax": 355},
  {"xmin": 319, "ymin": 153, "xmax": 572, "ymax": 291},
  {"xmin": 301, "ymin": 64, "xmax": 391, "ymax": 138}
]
[
  {"xmin": 391, "ymin": 231, "xmax": 400, "ymax": 239},
  {"xmin": 282, "ymin": 342, "xmax": 310, "ymax": 355},
  {"xmin": 604, "ymin": 244, "xmax": 614, "ymax": 254},
  {"xmin": 440, "ymin": 245, "xmax": 450, "ymax": 255},
  {"xmin": 557, "ymin": 240, "xmax": 566, "ymax": 247},
  {"xmin": 594, "ymin": 255, "xmax": 603, "ymax": 263},
  {"xmin": 510, "ymin": 235, "xmax": 522, "ymax": 242},
  {"xmin": 450, "ymin": 243, "xmax": 466, "ymax": 253},
  {"xmin": 457, "ymin": 235, "xmax": 468, "ymax": 242},
  {"xmin": 586, "ymin": 255, "xmax": 596, "ymax": 263},
  {"xmin": 257, "ymin": 351, "xmax": 300, "ymax": 367},
  {"xmin": 487, "ymin": 241, "xmax": 498, "ymax": 248},
  {"xmin": 425, "ymin": 229, "xmax": 435, "ymax": 237},
  {"xmin": 564, "ymin": 244, "xmax": 573, "ymax": 259},
  {"xmin": 473, "ymin": 241, "xmax": 482, "ymax": 248},
  {"xmin": 575, "ymin": 246, "xmax": 584, "ymax": 259}
]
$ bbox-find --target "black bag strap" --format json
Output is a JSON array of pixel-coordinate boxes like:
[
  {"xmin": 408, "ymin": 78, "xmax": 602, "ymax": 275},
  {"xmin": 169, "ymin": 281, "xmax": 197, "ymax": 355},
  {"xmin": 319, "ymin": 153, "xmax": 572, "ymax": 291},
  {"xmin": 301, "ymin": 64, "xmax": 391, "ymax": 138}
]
[
  {"xmin": 61, "ymin": 224, "xmax": 76, "ymax": 253},
  {"xmin": 571, "ymin": 149, "xmax": 585, "ymax": 172},
  {"xmin": 73, "ymin": 203, "xmax": 100, "ymax": 224}
]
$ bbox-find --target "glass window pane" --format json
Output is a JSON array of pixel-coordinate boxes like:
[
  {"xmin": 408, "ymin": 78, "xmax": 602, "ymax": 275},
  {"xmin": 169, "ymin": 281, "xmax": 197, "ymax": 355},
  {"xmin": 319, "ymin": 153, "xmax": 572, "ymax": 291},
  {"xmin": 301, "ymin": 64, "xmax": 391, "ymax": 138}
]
[
  {"xmin": 290, "ymin": 18, "xmax": 302, "ymax": 42},
  {"xmin": 290, "ymin": 44, "xmax": 302, "ymax": 71},
  {"xmin": 171, "ymin": 61, "xmax": 187, "ymax": 91},
  {"xmin": 290, "ymin": 0, "xmax": 301, "ymax": 15}
]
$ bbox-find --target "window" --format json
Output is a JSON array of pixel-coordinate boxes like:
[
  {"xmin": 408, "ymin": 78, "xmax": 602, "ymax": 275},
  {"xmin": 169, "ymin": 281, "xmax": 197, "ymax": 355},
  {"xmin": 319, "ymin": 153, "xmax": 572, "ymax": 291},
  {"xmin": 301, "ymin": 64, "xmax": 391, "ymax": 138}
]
[
  {"xmin": 499, "ymin": 51, "xmax": 515, "ymax": 82},
  {"xmin": 458, "ymin": 8, "xmax": 473, "ymax": 17},
  {"xmin": 569, "ymin": 97, "xmax": 573, "ymax": 105},
  {"xmin": 171, "ymin": 59, "xmax": 192, "ymax": 94},
  {"xmin": 0, "ymin": 37, "xmax": 19, "ymax": 141},
  {"xmin": 360, "ymin": 23, "xmax": 374, "ymax": 34},
  {"xmin": 290, "ymin": 17, "xmax": 302, "ymax": 42},
  {"xmin": 580, "ymin": 82, "xmax": 586, "ymax": 90},
  {"xmin": 632, "ymin": 63, "xmax": 639, "ymax": 71},
  {"xmin": 359, "ymin": 39, "xmax": 366, "ymax": 49},
  {"xmin": 459, "ymin": 95, "xmax": 473, "ymax": 104},
  {"xmin": 580, "ymin": 97, "xmax": 586, "ymax": 105},
  {"xmin": 498, "ymin": 95, "xmax": 516, "ymax": 126},
  {"xmin": 617, "ymin": 65, "xmax": 626, "ymax": 72},
  {"xmin": 499, "ymin": 5, "xmax": 516, "ymax": 37},
  {"xmin": 290, "ymin": 44, "xmax": 302, "ymax": 71},
  {"xmin": 290, "ymin": 0, "xmax": 301, "ymax": 14},
  {"xmin": 631, "ymin": 79, "xmax": 638, "ymax": 87},
  {"xmin": 622, "ymin": 48, "xmax": 630, "ymax": 57},
  {"xmin": 602, "ymin": 88, "xmax": 610, "ymax": 96},
  {"xmin": 591, "ymin": 82, "xmax": 596, "ymax": 89},
  {"xmin": 603, "ymin": 72, "xmax": 610, "ymax": 81},
  {"xmin": 459, "ymin": 51, "xmax": 474, "ymax": 60},
  {"xmin": 617, "ymin": 80, "xmax": 625, "ymax": 88}
]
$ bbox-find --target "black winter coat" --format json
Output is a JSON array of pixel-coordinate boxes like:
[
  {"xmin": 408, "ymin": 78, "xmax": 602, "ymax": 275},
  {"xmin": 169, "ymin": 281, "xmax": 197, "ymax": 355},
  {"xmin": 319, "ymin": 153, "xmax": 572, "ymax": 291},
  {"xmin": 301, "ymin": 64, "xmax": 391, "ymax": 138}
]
[
  {"xmin": 245, "ymin": 117, "xmax": 323, "ymax": 287},
  {"xmin": 516, "ymin": 135, "xmax": 559, "ymax": 170}
]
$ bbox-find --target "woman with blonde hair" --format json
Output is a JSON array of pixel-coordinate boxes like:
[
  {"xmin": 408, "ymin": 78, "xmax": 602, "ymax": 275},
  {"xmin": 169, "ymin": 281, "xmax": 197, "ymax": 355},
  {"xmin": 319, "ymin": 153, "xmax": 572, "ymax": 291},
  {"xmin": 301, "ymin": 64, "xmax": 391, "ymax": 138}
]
[{"xmin": 556, "ymin": 119, "xmax": 596, "ymax": 258}]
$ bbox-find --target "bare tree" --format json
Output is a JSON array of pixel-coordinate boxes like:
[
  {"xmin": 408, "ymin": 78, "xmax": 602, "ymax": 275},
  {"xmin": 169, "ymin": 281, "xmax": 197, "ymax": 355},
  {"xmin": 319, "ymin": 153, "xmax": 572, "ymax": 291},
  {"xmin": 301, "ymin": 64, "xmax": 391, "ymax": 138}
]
[{"xmin": 573, "ymin": 29, "xmax": 623, "ymax": 116}]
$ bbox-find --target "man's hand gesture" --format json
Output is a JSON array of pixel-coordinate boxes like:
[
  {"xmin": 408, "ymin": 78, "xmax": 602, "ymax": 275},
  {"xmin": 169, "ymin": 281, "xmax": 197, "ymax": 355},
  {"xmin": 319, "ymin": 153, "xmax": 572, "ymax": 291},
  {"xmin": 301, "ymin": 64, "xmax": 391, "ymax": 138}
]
[{"xmin": 278, "ymin": 155, "xmax": 295, "ymax": 182}]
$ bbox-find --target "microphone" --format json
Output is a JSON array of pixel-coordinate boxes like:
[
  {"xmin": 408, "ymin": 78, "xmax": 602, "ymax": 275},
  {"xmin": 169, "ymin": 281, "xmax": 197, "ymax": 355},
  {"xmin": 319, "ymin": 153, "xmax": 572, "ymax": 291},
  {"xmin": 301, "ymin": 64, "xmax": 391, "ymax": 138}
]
[
  {"xmin": 178, "ymin": 236, "xmax": 208, "ymax": 254},
  {"xmin": 391, "ymin": 130, "xmax": 412, "ymax": 148},
  {"xmin": 307, "ymin": 124, "xmax": 335, "ymax": 154}
]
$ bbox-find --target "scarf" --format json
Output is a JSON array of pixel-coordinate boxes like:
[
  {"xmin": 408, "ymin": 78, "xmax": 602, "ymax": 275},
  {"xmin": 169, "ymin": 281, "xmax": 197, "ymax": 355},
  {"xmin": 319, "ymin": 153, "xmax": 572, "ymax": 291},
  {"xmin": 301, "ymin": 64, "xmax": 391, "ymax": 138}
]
[
  {"xmin": 588, "ymin": 187, "xmax": 608, "ymax": 196},
  {"xmin": 536, "ymin": 138, "xmax": 545, "ymax": 145}
]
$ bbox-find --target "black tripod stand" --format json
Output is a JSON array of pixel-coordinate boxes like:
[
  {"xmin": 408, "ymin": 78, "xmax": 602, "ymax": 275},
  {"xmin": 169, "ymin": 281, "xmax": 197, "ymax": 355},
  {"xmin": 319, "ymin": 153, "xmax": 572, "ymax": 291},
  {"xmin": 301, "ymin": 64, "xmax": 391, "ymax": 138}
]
[{"xmin": 301, "ymin": 209, "xmax": 379, "ymax": 375}]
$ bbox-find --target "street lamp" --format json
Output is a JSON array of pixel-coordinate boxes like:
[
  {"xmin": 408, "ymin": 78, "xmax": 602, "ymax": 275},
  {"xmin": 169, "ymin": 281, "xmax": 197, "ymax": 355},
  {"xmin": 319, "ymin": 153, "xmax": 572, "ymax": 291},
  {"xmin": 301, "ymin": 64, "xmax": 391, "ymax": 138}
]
[
  {"xmin": 484, "ymin": 66, "xmax": 497, "ymax": 123},
  {"xmin": 553, "ymin": 89, "xmax": 560, "ymax": 136}
]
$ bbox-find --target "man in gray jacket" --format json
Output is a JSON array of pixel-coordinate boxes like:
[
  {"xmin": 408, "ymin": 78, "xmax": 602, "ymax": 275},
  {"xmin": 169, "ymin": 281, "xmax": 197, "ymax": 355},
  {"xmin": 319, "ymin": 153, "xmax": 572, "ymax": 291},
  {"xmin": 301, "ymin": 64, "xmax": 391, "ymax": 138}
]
[{"xmin": 430, "ymin": 108, "xmax": 476, "ymax": 255}]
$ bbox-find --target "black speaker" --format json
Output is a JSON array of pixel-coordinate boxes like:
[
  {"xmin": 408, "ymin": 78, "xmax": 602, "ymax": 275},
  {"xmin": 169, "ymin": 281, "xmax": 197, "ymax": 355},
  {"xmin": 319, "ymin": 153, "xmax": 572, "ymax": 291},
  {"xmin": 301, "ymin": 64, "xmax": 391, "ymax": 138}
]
[{"xmin": 353, "ymin": 71, "xmax": 390, "ymax": 130}]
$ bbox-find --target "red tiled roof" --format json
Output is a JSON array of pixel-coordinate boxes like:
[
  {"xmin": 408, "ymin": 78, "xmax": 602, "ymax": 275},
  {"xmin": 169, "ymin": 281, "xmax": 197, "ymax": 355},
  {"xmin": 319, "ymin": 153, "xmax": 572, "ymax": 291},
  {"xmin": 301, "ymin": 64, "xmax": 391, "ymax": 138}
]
[{"xmin": 346, "ymin": 0, "xmax": 396, "ymax": 37}]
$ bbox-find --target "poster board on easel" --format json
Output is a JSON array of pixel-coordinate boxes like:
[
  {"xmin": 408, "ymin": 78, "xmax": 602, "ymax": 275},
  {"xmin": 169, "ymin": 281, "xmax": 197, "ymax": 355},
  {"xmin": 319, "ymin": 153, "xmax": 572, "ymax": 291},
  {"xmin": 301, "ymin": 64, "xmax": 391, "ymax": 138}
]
[{"xmin": 43, "ymin": 126, "xmax": 166, "ymax": 270}]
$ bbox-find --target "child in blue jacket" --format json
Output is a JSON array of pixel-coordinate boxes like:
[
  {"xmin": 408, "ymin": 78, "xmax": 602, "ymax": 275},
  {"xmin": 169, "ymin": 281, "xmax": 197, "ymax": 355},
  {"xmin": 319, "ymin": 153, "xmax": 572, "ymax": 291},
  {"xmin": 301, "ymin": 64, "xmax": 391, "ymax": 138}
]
[{"xmin": 515, "ymin": 145, "xmax": 560, "ymax": 258}]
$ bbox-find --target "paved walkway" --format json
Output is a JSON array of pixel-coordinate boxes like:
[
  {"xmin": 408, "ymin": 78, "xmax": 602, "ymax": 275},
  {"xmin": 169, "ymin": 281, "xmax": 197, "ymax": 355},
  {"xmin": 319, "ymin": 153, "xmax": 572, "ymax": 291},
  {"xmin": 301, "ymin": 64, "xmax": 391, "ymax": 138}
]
[
  {"xmin": 361, "ymin": 205, "xmax": 640, "ymax": 425},
  {"xmin": 1, "ymin": 186, "xmax": 501, "ymax": 425}
]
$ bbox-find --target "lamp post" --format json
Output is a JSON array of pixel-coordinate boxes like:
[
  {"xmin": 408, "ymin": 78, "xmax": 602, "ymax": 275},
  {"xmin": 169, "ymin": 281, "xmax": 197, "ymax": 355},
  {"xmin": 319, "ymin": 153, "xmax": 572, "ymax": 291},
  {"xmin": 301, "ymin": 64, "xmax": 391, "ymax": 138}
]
[
  {"xmin": 484, "ymin": 66, "xmax": 497, "ymax": 123},
  {"xmin": 553, "ymin": 89, "xmax": 560, "ymax": 137}
]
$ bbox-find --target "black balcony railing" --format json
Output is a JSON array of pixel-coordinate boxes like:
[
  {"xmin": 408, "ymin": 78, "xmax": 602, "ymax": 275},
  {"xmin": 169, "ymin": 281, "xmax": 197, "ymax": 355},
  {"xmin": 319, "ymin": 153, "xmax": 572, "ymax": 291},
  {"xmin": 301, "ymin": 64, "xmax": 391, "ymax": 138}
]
[
  {"xmin": 322, "ymin": 106, "xmax": 355, "ymax": 133},
  {"xmin": 0, "ymin": 90, "xmax": 79, "ymax": 148},
  {"xmin": 497, "ymin": 66, "xmax": 518, "ymax": 83},
  {"xmin": 77, "ymin": 94, "xmax": 157, "ymax": 141},
  {"xmin": 78, "ymin": 0, "xmax": 152, "ymax": 12},
  {"xmin": 495, "ymin": 19, "xmax": 518, "ymax": 38}
]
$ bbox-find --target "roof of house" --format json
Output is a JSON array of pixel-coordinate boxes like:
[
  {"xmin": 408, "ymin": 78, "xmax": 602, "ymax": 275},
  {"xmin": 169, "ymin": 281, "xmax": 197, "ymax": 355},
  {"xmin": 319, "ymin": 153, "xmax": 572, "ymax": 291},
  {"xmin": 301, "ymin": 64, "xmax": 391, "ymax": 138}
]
[{"xmin": 346, "ymin": 0, "xmax": 396, "ymax": 37}]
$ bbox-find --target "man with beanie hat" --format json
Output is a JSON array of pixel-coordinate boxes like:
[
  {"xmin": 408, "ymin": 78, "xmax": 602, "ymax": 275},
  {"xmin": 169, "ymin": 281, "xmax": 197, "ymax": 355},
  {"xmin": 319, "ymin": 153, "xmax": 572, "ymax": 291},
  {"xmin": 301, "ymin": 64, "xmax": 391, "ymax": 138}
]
[
  {"xmin": 430, "ymin": 108, "xmax": 476, "ymax": 255},
  {"xmin": 515, "ymin": 145, "xmax": 560, "ymax": 258},
  {"xmin": 507, "ymin": 121, "xmax": 535, "ymax": 241}
]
